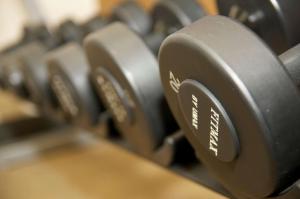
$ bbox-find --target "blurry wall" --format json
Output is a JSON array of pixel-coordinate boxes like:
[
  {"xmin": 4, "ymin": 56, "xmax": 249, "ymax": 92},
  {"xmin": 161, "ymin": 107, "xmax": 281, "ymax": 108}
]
[
  {"xmin": 0, "ymin": 0, "xmax": 216, "ymax": 51},
  {"xmin": 0, "ymin": 0, "xmax": 99, "ymax": 50}
]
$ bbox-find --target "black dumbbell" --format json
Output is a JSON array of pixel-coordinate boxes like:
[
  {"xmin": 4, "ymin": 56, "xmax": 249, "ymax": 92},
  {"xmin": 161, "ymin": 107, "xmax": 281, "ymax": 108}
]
[
  {"xmin": 46, "ymin": 1, "xmax": 151, "ymax": 128},
  {"xmin": 1, "ymin": 55, "xmax": 29, "ymax": 97},
  {"xmin": 0, "ymin": 23, "xmax": 55, "ymax": 94},
  {"xmin": 18, "ymin": 17, "xmax": 106, "ymax": 113},
  {"xmin": 84, "ymin": 0, "xmax": 205, "ymax": 156},
  {"xmin": 110, "ymin": 0, "xmax": 151, "ymax": 36},
  {"xmin": 47, "ymin": 43, "xmax": 102, "ymax": 127},
  {"xmin": 217, "ymin": 0, "xmax": 300, "ymax": 54},
  {"xmin": 144, "ymin": 0, "xmax": 205, "ymax": 54},
  {"xmin": 0, "ymin": 20, "xmax": 80, "ymax": 97},
  {"xmin": 159, "ymin": 15, "xmax": 300, "ymax": 199}
]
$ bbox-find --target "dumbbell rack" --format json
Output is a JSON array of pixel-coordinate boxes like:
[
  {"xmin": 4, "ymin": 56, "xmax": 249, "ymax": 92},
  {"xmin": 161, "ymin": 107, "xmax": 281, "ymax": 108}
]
[
  {"xmin": 1, "ymin": 0, "xmax": 300, "ymax": 198},
  {"xmin": 0, "ymin": 114, "xmax": 229, "ymax": 195},
  {"xmin": 2, "ymin": 114, "xmax": 300, "ymax": 199}
]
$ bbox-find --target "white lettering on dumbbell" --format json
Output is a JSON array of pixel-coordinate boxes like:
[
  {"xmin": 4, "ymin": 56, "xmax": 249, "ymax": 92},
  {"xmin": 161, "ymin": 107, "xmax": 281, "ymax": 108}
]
[
  {"xmin": 97, "ymin": 75, "xmax": 128, "ymax": 123},
  {"xmin": 169, "ymin": 71, "xmax": 181, "ymax": 93},
  {"xmin": 51, "ymin": 75, "xmax": 79, "ymax": 117},
  {"xmin": 192, "ymin": 94, "xmax": 198, "ymax": 130},
  {"xmin": 209, "ymin": 107, "xmax": 220, "ymax": 157}
]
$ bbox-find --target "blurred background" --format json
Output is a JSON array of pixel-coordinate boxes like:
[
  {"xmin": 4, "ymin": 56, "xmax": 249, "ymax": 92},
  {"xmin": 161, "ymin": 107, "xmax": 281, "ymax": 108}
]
[
  {"xmin": 0, "ymin": 0, "xmax": 216, "ymax": 50},
  {"xmin": 0, "ymin": 1, "xmax": 225, "ymax": 199}
]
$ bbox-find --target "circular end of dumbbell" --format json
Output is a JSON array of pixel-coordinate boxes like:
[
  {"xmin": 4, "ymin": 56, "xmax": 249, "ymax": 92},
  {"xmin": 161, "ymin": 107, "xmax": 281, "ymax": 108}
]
[
  {"xmin": 217, "ymin": 0, "xmax": 300, "ymax": 53},
  {"xmin": 48, "ymin": 63, "xmax": 81, "ymax": 123},
  {"xmin": 159, "ymin": 16, "xmax": 300, "ymax": 198},
  {"xmin": 111, "ymin": 1, "xmax": 151, "ymax": 36},
  {"xmin": 56, "ymin": 20, "xmax": 85, "ymax": 43},
  {"xmin": 178, "ymin": 79, "xmax": 239, "ymax": 162},
  {"xmin": 151, "ymin": 0, "xmax": 205, "ymax": 35},
  {"xmin": 2, "ymin": 54, "xmax": 28, "ymax": 98},
  {"xmin": 47, "ymin": 43, "xmax": 101, "ymax": 127},
  {"xmin": 82, "ymin": 16, "xmax": 108, "ymax": 34},
  {"xmin": 85, "ymin": 22, "xmax": 165, "ymax": 155},
  {"xmin": 94, "ymin": 67, "xmax": 133, "ymax": 126},
  {"xmin": 19, "ymin": 42, "xmax": 49, "ymax": 106}
]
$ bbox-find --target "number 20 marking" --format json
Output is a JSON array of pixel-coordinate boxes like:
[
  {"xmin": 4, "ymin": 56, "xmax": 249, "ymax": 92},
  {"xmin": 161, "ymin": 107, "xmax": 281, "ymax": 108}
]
[{"xmin": 169, "ymin": 71, "xmax": 181, "ymax": 93}]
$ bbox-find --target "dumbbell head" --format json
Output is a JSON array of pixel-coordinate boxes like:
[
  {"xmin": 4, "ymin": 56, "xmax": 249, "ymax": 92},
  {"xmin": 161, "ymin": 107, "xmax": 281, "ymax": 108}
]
[
  {"xmin": 52, "ymin": 18, "xmax": 106, "ymax": 47},
  {"xmin": 81, "ymin": 16, "xmax": 108, "ymax": 35},
  {"xmin": 1, "ymin": 46, "xmax": 31, "ymax": 97},
  {"xmin": 159, "ymin": 15, "xmax": 300, "ymax": 198},
  {"xmin": 152, "ymin": 0, "xmax": 205, "ymax": 33},
  {"xmin": 145, "ymin": 0, "xmax": 206, "ymax": 54},
  {"xmin": 55, "ymin": 20, "xmax": 85, "ymax": 44},
  {"xmin": 17, "ymin": 17, "xmax": 106, "ymax": 114},
  {"xmin": 47, "ymin": 42, "xmax": 102, "ymax": 127},
  {"xmin": 0, "ymin": 22, "xmax": 70, "ymax": 94},
  {"xmin": 22, "ymin": 24, "xmax": 60, "ymax": 49},
  {"xmin": 2, "ymin": 62, "xmax": 27, "ymax": 97},
  {"xmin": 19, "ymin": 42, "xmax": 58, "ymax": 115},
  {"xmin": 110, "ymin": 0, "xmax": 151, "ymax": 36},
  {"xmin": 0, "ymin": 24, "xmax": 55, "ymax": 90},
  {"xmin": 85, "ymin": 22, "xmax": 176, "ymax": 156},
  {"xmin": 217, "ymin": 0, "xmax": 300, "ymax": 54}
]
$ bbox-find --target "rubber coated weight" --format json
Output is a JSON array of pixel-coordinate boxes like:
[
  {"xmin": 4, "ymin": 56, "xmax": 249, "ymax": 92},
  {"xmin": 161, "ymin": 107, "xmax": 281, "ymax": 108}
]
[
  {"xmin": 83, "ymin": 0, "xmax": 205, "ymax": 156},
  {"xmin": 0, "ymin": 20, "xmax": 78, "ymax": 96},
  {"xmin": 1, "ymin": 45, "xmax": 33, "ymax": 97},
  {"xmin": 85, "ymin": 23, "xmax": 177, "ymax": 156},
  {"xmin": 159, "ymin": 16, "xmax": 300, "ymax": 199},
  {"xmin": 19, "ymin": 17, "xmax": 106, "ymax": 112},
  {"xmin": 46, "ymin": 4, "xmax": 153, "ymax": 127},
  {"xmin": 47, "ymin": 42, "xmax": 102, "ymax": 127},
  {"xmin": 81, "ymin": 16, "xmax": 108, "ymax": 35},
  {"xmin": 2, "ymin": 61, "xmax": 27, "ymax": 97},
  {"xmin": 145, "ymin": 0, "xmax": 206, "ymax": 53},
  {"xmin": 0, "ymin": 24, "xmax": 55, "ymax": 89},
  {"xmin": 19, "ymin": 42, "xmax": 61, "ymax": 116},
  {"xmin": 217, "ymin": 0, "xmax": 300, "ymax": 54},
  {"xmin": 55, "ymin": 20, "xmax": 85, "ymax": 44},
  {"xmin": 111, "ymin": 0, "xmax": 151, "ymax": 36}
]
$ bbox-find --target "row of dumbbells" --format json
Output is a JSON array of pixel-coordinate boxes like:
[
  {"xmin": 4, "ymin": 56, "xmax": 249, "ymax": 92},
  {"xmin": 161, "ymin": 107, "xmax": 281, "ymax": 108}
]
[{"xmin": 1, "ymin": 0, "xmax": 300, "ymax": 199}]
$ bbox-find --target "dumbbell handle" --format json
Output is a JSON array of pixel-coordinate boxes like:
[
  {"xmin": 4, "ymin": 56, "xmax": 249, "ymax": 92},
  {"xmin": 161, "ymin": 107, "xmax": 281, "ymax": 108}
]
[{"xmin": 279, "ymin": 44, "xmax": 300, "ymax": 88}]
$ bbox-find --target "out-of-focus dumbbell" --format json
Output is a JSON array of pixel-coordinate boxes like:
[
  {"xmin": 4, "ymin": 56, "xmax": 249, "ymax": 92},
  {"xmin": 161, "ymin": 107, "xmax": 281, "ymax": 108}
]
[
  {"xmin": 16, "ymin": 17, "xmax": 106, "ymax": 121},
  {"xmin": 46, "ymin": 1, "xmax": 151, "ymax": 129},
  {"xmin": 217, "ymin": 0, "xmax": 300, "ymax": 54},
  {"xmin": 0, "ymin": 24, "xmax": 54, "ymax": 93},
  {"xmin": 84, "ymin": 0, "xmax": 205, "ymax": 159},
  {"xmin": 159, "ymin": 15, "xmax": 300, "ymax": 199}
]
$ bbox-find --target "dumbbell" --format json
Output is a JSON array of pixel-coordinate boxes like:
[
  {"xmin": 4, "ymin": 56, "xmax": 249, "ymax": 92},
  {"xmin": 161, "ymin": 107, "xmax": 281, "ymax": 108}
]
[
  {"xmin": 84, "ymin": 0, "xmax": 205, "ymax": 156},
  {"xmin": 0, "ymin": 20, "xmax": 85, "ymax": 97},
  {"xmin": 0, "ymin": 24, "xmax": 55, "ymax": 94},
  {"xmin": 144, "ymin": 0, "xmax": 205, "ymax": 54},
  {"xmin": 159, "ymin": 15, "xmax": 300, "ymax": 199},
  {"xmin": 17, "ymin": 17, "xmax": 106, "ymax": 119},
  {"xmin": 1, "ymin": 54, "xmax": 29, "ymax": 97},
  {"xmin": 217, "ymin": 0, "xmax": 300, "ymax": 54},
  {"xmin": 110, "ymin": 0, "xmax": 151, "ymax": 36},
  {"xmin": 46, "ymin": 1, "xmax": 151, "ymax": 128}
]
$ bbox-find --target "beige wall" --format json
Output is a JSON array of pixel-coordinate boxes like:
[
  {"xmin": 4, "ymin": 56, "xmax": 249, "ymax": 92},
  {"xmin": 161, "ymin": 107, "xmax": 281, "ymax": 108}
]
[
  {"xmin": 0, "ymin": 0, "xmax": 217, "ymax": 51},
  {"xmin": 0, "ymin": 0, "xmax": 99, "ymax": 51}
]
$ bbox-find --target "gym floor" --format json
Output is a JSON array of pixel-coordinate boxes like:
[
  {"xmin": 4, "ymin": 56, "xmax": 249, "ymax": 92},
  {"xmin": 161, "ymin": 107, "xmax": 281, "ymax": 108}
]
[{"xmin": 0, "ymin": 93, "xmax": 225, "ymax": 199}]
